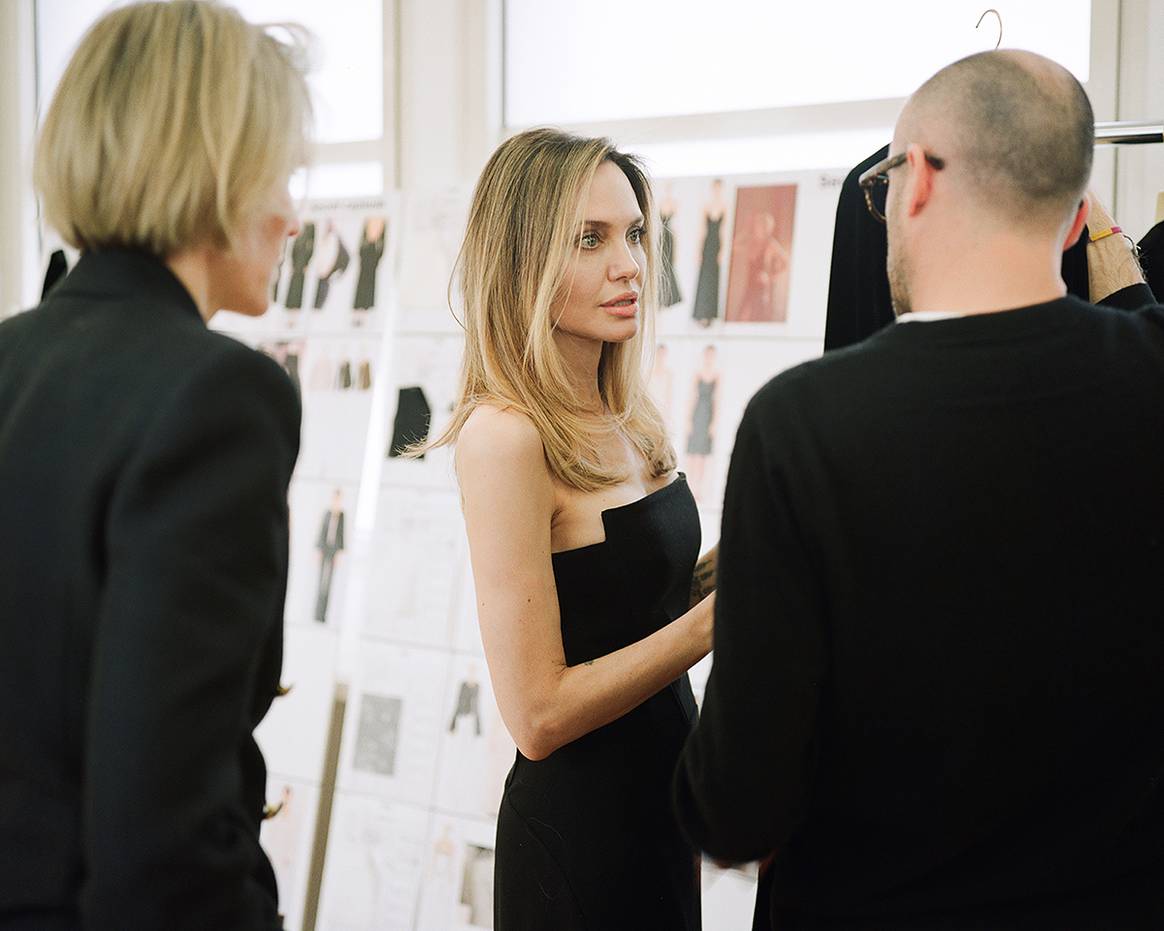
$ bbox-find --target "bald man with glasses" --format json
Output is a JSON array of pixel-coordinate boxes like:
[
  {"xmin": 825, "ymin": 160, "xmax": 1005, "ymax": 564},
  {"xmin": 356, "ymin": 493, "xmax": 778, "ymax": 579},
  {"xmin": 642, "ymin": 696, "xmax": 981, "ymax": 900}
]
[{"xmin": 675, "ymin": 50, "xmax": 1164, "ymax": 930}]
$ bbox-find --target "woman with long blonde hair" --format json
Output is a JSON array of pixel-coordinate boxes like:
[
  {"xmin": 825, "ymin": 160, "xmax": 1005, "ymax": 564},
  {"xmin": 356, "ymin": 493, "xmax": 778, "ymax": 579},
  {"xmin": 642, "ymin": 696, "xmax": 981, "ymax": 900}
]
[{"xmin": 432, "ymin": 128, "xmax": 717, "ymax": 928}]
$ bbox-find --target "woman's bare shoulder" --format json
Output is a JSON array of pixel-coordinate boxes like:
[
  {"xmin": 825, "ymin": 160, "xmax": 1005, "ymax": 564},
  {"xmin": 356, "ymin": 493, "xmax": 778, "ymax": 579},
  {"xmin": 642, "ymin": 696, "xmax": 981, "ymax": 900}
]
[{"xmin": 457, "ymin": 403, "xmax": 546, "ymax": 476}]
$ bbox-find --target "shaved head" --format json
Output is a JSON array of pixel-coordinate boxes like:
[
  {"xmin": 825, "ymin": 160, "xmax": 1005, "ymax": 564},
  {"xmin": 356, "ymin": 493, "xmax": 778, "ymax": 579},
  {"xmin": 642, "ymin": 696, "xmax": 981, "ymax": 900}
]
[{"xmin": 898, "ymin": 50, "xmax": 1093, "ymax": 230}]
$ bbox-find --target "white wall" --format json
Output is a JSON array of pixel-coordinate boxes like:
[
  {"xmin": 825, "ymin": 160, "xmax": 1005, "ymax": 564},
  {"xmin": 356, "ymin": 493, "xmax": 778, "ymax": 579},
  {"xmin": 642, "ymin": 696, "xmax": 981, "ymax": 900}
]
[{"xmin": 396, "ymin": 0, "xmax": 501, "ymax": 190}]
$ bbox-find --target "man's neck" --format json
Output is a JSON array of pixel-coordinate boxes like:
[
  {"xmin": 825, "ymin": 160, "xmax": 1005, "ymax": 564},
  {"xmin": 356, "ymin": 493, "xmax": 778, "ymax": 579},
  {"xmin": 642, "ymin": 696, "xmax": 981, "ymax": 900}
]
[{"xmin": 905, "ymin": 231, "xmax": 1067, "ymax": 317}]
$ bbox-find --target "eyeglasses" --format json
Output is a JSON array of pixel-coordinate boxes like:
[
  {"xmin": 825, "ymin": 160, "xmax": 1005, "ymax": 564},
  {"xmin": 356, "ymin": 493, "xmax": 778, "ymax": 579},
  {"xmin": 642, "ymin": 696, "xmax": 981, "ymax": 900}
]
[{"xmin": 857, "ymin": 150, "xmax": 946, "ymax": 223}]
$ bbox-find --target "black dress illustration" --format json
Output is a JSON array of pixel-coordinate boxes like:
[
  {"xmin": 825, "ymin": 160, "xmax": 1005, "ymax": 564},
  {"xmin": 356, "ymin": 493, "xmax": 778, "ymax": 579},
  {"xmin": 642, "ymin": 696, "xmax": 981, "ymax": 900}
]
[
  {"xmin": 313, "ymin": 235, "xmax": 350, "ymax": 309},
  {"xmin": 692, "ymin": 215, "xmax": 722, "ymax": 325},
  {"xmin": 387, "ymin": 386, "xmax": 431, "ymax": 458},
  {"xmin": 354, "ymin": 225, "xmax": 386, "ymax": 311},
  {"xmin": 448, "ymin": 681, "xmax": 482, "ymax": 736},
  {"xmin": 283, "ymin": 349, "xmax": 301, "ymax": 397},
  {"xmin": 494, "ymin": 476, "xmax": 701, "ymax": 930},
  {"xmin": 660, "ymin": 212, "xmax": 682, "ymax": 307},
  {"xmin": 315, "ymin": 506, "xmax": 345, "ymax": 623},
  {"xmin": 686, "ymin": 377, "xmax": 716, "ymax": 455},
  {"xmin": 284, "ymin": 222, "xmax": 315, "ymax": 310}
]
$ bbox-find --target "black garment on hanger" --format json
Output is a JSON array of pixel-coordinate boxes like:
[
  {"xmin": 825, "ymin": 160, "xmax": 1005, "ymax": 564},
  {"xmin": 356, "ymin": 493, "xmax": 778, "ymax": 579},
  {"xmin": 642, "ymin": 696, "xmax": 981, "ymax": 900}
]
[
  {"xmin": 825, "ymin": 145, "xmax": 1093, "ymax": 351},
  {"xmin": 387, "ymin": 386, "xmax": 431, "ymax": 458}
]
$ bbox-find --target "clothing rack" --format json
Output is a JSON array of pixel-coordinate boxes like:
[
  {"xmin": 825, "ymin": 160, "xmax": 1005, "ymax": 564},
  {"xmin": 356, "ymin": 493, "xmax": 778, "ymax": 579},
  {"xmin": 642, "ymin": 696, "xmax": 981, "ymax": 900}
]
[{"xmin": 1095, "ymin": 120, "xmax": 1164, "ymax": 145}]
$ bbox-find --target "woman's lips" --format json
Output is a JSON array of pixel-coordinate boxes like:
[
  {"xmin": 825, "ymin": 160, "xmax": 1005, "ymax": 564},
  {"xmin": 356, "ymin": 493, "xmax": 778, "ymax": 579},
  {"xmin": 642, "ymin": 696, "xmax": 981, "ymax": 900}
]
[{"xmin": 602, "ymin": 293, "xmax": 639, "ymax": 317}]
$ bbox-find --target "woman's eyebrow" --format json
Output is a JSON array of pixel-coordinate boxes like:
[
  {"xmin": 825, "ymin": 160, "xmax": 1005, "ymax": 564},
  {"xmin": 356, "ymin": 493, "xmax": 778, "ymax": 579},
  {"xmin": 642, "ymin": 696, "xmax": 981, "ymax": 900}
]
[{"xmin": 582, "ymin": 215, "xmax": 645, "ymax": 229}]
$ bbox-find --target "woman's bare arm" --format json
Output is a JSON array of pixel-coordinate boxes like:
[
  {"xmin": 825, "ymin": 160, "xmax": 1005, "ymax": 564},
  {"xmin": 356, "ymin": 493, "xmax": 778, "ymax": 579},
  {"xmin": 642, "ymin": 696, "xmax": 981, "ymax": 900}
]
[
  {"xmin": 457, "ymin": 405, "xmax": 713, "ymax": 761},
  {"xmin": 690, "ymin": 544, "xmax": 717, "ymax": 607}
]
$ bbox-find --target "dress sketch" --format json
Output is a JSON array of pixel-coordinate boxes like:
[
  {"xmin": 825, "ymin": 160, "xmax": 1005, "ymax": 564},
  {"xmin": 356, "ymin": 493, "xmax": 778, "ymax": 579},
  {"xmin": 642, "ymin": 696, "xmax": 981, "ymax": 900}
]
[
  {"xmin": 687, "ymin": 378, "xmax": 715, "ymax": 456},
  {"xmin": 387, "ymin": 386, "xmax": 432, "ymax": 458},
  {"xmin": 692, "ymin": 181, "xmax": 726, "ymax": 326},
  {"xmin": 353, "ymin": 693, "xmax": 402, "ymax": 777},
  {"xmin": 649, "ymin": 344, "xmax": 674, "ymax": 430},
  {"xmin": 315, "ymin": 492, "xmax": 345, "ymax": 624},
  {"xmin": 312, "ymin": 223, "xmax": 351, "ymax": 310},
  {"xmin": 283, "ymin": 347, "xmax": 301, "ymax": 397},
  {"xmin": 354, "ymin": 217, "xmax": 387, "ymax": 313},
  {"xmin": 685, "ymin": 345, "xmax": 720, "ymax": 502},
  {"xmin": 284, "ymin": 221, "xmax": 315, "ymax": 310},
  {"xmin": 448, "ymin": 679, "xmax": 482, "ymax": 736},
  {"xmin": 660, "ymin": 211, "xmax": 682, "ymax": 307}
]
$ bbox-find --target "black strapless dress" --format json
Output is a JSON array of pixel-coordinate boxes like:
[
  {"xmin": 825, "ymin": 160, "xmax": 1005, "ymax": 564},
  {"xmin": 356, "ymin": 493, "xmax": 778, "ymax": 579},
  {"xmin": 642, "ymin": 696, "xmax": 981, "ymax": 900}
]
[{"xmin": 494, "ymin": 475, "xmax": 702, "ymax": 930}]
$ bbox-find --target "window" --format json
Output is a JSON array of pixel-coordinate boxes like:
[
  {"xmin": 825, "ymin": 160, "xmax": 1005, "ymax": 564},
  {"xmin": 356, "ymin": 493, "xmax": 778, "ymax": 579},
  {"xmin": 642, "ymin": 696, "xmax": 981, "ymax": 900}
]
[
  {"xmin": 36, "ymin": 0, "xmax": 384, "ymax": 146},
  {"xmin": 504, "ymin": 0, "xmax": 1091, "ymax": 127}
]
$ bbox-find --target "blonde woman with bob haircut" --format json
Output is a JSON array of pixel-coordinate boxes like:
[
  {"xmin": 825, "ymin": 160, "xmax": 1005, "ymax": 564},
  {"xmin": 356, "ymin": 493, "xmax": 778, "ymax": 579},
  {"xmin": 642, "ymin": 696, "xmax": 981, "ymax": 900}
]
[
  {"xmin": 430, "ymin": 128, "xmax": 717, "ymax": 929},
  {"xmin": 0, "ymin": 3, "xmax": 309, "ymax": 928}
]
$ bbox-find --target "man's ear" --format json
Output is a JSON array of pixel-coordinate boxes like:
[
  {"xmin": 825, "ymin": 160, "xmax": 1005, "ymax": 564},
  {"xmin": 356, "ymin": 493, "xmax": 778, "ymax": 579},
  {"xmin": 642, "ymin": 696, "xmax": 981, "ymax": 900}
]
[
  {"xmin": 904, "ymin": 142, "xmax": 935, "ymax": 218},
  {"xmin": 1062, "ymin": 197, "xmax": 1089, "ymax": 252}
]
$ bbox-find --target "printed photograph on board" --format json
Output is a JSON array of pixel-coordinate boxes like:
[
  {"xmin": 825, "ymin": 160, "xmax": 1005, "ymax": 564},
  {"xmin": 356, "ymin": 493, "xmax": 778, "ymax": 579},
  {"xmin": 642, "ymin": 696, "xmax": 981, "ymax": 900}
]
[{"xmin": 724, "ymin": 183, "xmax": 797, "ymax": 323}]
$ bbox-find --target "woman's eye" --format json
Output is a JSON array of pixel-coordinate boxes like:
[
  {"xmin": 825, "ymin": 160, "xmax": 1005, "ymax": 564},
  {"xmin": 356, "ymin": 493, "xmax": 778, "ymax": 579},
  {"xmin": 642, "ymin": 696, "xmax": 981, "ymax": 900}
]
[
  {"xmin": 580, "ymin": 232, "xmax": 600, "ymax": 249},
  {"xmin": 628, "ymin": 226, "xmax": 645, "ymax": 244}
]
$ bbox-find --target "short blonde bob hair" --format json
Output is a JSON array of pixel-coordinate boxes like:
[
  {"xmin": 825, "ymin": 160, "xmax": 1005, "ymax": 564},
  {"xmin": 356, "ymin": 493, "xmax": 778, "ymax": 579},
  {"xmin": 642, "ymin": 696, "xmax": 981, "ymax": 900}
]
[
  {"xmin": 35, "ymin": 0, "xmax": 310, "ymax": 256},
  {"xmin": 426, "ymin": 128, "xmax": 676, "ymax": 492}
]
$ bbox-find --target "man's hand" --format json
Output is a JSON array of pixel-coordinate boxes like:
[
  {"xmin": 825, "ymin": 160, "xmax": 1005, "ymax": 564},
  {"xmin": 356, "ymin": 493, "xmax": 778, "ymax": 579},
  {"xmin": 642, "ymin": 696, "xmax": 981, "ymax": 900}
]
[{"xmin": 1085, "ymin": 190, "xmax": 1145, "ymax": 302}]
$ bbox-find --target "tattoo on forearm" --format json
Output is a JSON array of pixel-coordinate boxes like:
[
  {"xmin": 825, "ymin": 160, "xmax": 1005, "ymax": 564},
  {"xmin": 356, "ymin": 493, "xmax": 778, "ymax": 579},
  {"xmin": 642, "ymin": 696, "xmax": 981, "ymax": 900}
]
[{"xmin": 689, "ymin": 547, "xmax": 718, "ymax": 605}]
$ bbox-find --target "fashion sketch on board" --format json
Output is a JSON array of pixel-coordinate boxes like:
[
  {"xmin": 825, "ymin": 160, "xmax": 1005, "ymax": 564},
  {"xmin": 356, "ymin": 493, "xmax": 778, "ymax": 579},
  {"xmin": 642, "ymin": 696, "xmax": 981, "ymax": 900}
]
[
  {"xmin": 692, "ymin": 178, "xmax": 727, "ymax": 326},
  {"xmin": 353, "ymin": 216, "xmax": 387, "ymax": 317},
  {"xmin": 312, "ymin": 220, "xmax": 351, "ymax": 310},
  {"xmin": 648, "ymin": 343, "xmax": 674, "ymax": 431},
  {"xmin": 352, "ymin": 693, "xmax": 404, "ymax": 777},
  {"xmin": 658, "ymin": 183, "xmax": 682, "ymax": 307},
  {"xmin": 314, "ymin": 488, "xmax": 345, "ymax": 624},
  {"xmin": 725, "ymin": 183, "xmax": 797, "ymax": 323},
  {"xmin": 685, "ymin": 344, "xmax": 720, "ymax": 502},
  {"xmin": 259, "ymin": 340, "xmax": 303, "ymax": 397},
  {"xmin": 459, "ymin": 845, "xmax": 495, "ymax": 927},
  {"xmin": 270, "ymin": 238, "xmax": 288, "ymax": 302},
  {"xmin": 387, "ymin": 385, "xmax": 432, "ymax": 458},
  {"xmin": 448, "ymin": 666, "xmax": 483, "ymax": 737},
  {"xmin": 284, "ymin": 220, "xmax": 315, "ymax": 310}
]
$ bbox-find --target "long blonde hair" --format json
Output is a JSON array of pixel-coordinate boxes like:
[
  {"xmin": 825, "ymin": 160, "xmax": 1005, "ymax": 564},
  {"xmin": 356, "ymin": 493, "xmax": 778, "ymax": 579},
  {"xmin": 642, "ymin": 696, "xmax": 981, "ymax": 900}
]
[{"xmin": 426, "ymin": 128, "xmax": 675, "ymax": 492}]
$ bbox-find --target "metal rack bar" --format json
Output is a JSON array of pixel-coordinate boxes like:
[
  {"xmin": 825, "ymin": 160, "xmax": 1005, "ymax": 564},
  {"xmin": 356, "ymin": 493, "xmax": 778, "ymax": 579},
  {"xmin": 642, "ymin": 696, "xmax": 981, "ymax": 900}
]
[{"xmin": 1095, "ymin": 121, "xmax": 1164, "ymax": 145}]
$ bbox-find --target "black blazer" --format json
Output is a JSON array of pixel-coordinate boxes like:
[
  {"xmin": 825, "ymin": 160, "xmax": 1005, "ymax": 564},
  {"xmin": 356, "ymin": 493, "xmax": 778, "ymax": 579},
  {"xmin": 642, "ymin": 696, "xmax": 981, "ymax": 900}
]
[{"xmin": 0, "ymin": 250, "xmax": 299, "ymax": 930}]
